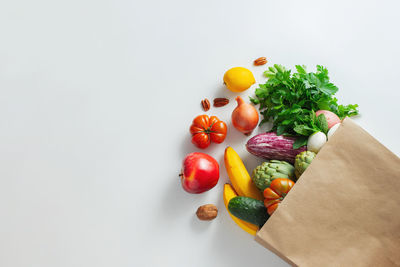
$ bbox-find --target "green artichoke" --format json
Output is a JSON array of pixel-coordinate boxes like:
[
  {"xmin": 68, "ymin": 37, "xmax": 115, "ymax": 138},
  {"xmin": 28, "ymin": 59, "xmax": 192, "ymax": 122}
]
[
  {"xmin": 251, "ymin": 160, "xmax": 295, "ymax": 191},
  {"xmin": 294, "ymin": 151, "xmax": 316, "ymax": 179}
]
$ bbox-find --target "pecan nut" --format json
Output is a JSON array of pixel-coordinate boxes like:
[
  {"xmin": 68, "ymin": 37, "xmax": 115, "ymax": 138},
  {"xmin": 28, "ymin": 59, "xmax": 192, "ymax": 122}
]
[
  {"xmin": 201, "ymin": 98, "xmax": 210, "ymax": 111},
  {"xmin": 254, "ymin": 57, "xmax": 267, "ymax": 66},
  {"xmin": 213, "ymin": 97, "xmax": 229, "ymax": 107},
  {"xmin": 196, "ymin": 204, "xmax": 218, "ymax": 221}
]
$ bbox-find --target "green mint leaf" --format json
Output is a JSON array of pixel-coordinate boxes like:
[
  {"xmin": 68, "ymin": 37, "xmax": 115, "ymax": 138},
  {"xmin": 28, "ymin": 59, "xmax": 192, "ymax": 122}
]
[
  {"xmin": 310, "ymin": 110, "xmax": 317, "ymax": 124},
  {"xmin": 276, "ymin": 125, "xmax": 286, "ymax": 136},
  {"xmin": 316, "ymin": 114, "xmax": 329, "ymax": 134},
  {"xmin": 293, "ymin": 125, "xmax": 314, "ymax": 136},
  {"xmin": 293, "ymin": 136, "xmax": 308, "ymax": 149}
]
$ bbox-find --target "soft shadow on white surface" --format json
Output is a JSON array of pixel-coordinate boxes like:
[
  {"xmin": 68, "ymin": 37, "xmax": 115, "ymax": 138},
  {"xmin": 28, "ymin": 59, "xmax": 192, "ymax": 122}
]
[{"xmin": 1, "ymin": 0, "xmax": 400, "ymax": 266}]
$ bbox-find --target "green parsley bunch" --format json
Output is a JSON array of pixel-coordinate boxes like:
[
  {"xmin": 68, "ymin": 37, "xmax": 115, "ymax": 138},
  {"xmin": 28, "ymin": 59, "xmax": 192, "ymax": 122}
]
[{"xmin": 250, "ymin": 64, "xmax": 359, "ymax": 148}]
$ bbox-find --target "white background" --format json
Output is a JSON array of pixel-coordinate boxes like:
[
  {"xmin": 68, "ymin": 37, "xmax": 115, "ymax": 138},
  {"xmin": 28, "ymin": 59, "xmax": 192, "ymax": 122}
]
[{"xmin": 0, "ymin": 0, "xmax": 399, "ymax": 266}]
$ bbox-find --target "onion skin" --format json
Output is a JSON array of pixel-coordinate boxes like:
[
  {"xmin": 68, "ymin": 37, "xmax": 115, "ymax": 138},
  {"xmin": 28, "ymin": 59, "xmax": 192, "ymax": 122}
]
[{"xmin": 231, "ymin": 96, "xmax": 259, "ymax": 135}]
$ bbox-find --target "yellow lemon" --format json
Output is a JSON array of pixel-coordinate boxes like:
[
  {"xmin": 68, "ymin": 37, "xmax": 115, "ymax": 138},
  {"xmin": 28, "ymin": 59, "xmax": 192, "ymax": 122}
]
[{"xmin": 223, "ymin": 67, "xmax": 256, "ymax": 92}]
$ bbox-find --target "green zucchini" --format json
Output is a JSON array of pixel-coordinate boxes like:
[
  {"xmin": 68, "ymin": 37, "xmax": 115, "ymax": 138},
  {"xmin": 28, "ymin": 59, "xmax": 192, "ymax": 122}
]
[{"xmin": 228, "ymin": 196, "xmax": 269, "ymax": 227}]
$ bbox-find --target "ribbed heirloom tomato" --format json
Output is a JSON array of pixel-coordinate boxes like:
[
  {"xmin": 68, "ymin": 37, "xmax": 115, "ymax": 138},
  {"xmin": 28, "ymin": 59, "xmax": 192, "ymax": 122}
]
[
  {"xmin": 263, "ymin": 178, "xmax": 295, "ymax": 215},
  {"xmin": 190, "ymin": 115, "xmax": 227, "ymax": 149}
]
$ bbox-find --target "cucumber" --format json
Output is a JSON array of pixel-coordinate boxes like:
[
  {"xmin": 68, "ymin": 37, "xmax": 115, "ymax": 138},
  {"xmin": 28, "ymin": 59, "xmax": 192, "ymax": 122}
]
[{"xmin": 228, "ymin": 196, "xmax": 270, "ymax": 228}]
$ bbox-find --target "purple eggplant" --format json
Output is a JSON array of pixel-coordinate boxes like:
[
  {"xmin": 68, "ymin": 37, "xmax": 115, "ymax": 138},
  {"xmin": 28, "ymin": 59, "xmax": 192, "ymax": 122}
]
[{"xmin": 246, "ymin": 132, "xmax": 306, "ymax": 164}]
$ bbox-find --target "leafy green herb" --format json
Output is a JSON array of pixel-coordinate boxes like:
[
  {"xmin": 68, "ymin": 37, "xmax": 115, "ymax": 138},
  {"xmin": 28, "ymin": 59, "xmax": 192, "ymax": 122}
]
[
  {"xmin": 250, "ymin": 64, "xmax": 359, "ymax": 146},
  {"xmin": 293, "ymin": 136, "xmax": 308, "ymax": 149},
  {"xmin": 316, "ymin": 114, "xmax": 329, "ymax": 134}
]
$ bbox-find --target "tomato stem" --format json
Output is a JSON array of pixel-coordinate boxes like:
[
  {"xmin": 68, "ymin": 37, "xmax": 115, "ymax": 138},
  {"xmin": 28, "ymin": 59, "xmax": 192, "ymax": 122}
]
[{"xmin": 201, "ymin": 120, "xmax": 219, "ymax": 134}]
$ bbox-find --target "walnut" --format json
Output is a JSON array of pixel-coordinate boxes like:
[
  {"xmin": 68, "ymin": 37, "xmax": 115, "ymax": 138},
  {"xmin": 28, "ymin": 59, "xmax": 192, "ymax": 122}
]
[{"xmin": 196, "ymin": 204, "xmax": 218, "ymax": 221}]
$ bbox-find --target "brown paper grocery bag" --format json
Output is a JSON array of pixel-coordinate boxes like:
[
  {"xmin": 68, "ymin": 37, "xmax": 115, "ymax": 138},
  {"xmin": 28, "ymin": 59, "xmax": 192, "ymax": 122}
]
[{"xmin": 255, "ymin": 118, "xmax": 400, "ymax": 267}]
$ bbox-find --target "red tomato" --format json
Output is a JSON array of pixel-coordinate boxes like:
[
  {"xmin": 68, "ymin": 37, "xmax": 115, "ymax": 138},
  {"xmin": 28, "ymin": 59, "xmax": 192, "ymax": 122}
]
[
  {"xmin": 190, "ymin": 115, "xmax": 227, "ymax": 149},
  {"xmin": 263, "ymin": 178, "xmax": 295, "ymax": 215}
]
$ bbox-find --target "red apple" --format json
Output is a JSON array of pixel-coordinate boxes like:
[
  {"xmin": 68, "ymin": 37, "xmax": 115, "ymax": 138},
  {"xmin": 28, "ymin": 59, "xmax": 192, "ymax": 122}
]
[
  {"xmin": 315, "ymin": 110, "xmax": 341, "ymax": 129},
  {"xmin": 180, "ymin": 152, "xmax": 219, "ymax": 194}
]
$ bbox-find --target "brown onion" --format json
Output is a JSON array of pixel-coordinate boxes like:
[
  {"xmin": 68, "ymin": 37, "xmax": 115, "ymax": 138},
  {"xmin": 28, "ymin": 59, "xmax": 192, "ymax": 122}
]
[{"xmin": 231, "ymin": 96, "xmax": 259, "ymax": 135}]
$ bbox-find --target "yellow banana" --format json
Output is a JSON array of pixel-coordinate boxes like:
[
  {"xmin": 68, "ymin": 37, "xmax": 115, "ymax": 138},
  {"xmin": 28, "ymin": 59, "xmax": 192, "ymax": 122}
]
[
  {"xmin": 224, "ymin": 147, "xmax": 263, "ymax": 200},
  {"xmin": 223, "ymin": 184, "xmax": 258, "ymax": 235}
]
